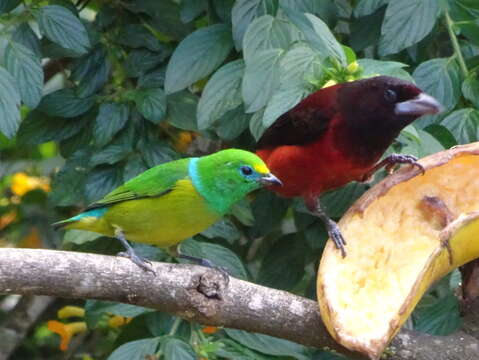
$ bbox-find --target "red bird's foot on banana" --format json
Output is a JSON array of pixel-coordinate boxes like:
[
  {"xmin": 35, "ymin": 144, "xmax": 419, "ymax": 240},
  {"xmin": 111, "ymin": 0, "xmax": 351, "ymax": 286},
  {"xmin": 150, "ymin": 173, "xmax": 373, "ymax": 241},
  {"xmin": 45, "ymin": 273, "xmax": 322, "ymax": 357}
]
[
  {"xmin": 360, "ymin": 153, "xmax": 425, "ymax": 182},
  {"xmin": 256, "ymin": 76, "xmax": 442, "ymax": 256}
]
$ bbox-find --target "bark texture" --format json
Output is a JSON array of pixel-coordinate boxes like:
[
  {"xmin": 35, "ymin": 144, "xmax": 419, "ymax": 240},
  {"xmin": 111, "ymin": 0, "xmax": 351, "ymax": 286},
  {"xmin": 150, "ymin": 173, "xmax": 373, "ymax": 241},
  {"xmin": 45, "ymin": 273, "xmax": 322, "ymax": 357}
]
[{"xmin": 0, "ymin": 248, "xmax": 478, "ymax": 360}]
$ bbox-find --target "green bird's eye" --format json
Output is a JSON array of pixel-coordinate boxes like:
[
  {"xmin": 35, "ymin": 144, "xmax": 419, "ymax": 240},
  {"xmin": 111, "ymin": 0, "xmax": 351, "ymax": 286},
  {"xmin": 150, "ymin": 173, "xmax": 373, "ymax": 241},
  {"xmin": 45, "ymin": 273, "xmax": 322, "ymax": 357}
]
[{"xmin": 240, "ymin": 165, "xmax": 253, "ymax": 176}]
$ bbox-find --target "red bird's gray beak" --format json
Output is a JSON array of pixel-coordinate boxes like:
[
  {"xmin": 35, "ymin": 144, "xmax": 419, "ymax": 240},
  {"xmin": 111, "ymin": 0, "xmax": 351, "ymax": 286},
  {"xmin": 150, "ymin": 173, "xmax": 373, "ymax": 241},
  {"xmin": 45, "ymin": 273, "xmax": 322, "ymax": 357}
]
[
  {"xmin": 394, "ymin": 93, "xmax": 443, "ymax": 116},
  {"xmin": 259, "ymin": 173, "xmax": 283, "ymax": 186}
]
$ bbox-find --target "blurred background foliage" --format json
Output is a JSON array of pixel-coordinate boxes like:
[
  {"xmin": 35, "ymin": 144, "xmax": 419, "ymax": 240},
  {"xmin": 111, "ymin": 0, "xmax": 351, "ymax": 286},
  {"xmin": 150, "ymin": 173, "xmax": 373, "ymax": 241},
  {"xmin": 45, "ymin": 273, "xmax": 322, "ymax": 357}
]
[{"xmin": 0, "ymin": 0, "xmax": 478, "ymax": 359}]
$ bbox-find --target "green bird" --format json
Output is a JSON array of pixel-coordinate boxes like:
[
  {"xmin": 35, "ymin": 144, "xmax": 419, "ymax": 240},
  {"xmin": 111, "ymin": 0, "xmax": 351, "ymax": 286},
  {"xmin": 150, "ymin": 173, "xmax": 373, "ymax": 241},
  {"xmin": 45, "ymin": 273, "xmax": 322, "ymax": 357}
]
[{"xmin": 53, "ymin": 149, "xmax": 281, "ymax": 273}]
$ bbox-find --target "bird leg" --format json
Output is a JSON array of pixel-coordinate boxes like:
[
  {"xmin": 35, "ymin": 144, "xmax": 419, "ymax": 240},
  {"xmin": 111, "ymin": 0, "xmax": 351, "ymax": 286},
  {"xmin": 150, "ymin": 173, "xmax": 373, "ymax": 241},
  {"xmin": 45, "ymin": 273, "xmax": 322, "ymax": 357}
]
[
  {"xmin": 114, "ymin": 228, "xmax": 155, "ymax": 274},
  {"xmin": 169, "ymin": 244, "xmax": 230, "ymax": 284},
  {"xmin": 306, "ymin": 198, "xmax": 347, "ymax": 258},
  {"xmin": 361, "ymin": 153, "xmax": 425, "ymax": 182}
]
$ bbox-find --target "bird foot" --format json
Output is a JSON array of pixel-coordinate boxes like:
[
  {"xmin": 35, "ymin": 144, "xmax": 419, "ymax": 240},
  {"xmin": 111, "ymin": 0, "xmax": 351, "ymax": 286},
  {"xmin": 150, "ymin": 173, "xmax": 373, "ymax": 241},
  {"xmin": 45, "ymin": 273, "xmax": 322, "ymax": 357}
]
[
  {"xmin": 117, "ymin": 251, "xmax": 156, "ymax": 274},
  {"xmin": 179, "ymin": 254, "xmax": 230, "ymax": 285},
  {"xmin": 327, "ymin": 221, "xmax": 347, "ymax": 258},
  {"xmin": 360, "ymin": 153, "xmax": 425, "ymax": 182},
  {"xmin": 383, "ymin": 154, "xmax": 425, "ymax": 175}
]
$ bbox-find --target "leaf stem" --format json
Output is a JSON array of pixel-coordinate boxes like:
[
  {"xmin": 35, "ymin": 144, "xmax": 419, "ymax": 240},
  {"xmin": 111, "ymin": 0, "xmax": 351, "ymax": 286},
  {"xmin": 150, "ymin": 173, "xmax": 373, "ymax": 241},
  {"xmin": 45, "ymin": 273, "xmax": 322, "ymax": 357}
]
[
  {"xmin": 168, "ymin": 316, "xmax": 182, "ymax": 336},
  {"xmin": 445, "ymin": 10, "xmax": 468, "ymax": 78}
]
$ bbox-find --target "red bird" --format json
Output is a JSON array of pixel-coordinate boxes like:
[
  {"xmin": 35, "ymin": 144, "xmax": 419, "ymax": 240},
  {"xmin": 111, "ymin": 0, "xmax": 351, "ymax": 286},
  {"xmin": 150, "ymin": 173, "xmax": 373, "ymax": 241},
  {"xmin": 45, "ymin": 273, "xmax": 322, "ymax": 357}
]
[{"xmin": 256, "ymin": 76, "xmax": 442, "ymax": 256}]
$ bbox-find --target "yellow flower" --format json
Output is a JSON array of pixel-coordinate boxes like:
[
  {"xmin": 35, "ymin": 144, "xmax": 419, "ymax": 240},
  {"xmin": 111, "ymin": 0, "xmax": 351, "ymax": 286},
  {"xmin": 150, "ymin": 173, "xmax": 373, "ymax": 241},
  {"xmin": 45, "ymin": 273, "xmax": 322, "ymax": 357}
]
[
  {"xmin": 11, "ymin": 172, "xmax": 50, "ymax": 196},
  {"xmin": 174, "ymin": 131, "xmax": 196, "ymax": 153},
  {"xmin": 18, "ymin": 227, "xmax": 43, "ymax": 249},
  {"xmin": 58, "ymin": 306, "xmax": 85, "ymax": 319},
  {"xmin": 322, "ymin": 80, "xmax": 337, "ymax": 89},
  {"xmin": 346, "ymin": 61, "xmax": 359, "ymax": 74},
  {"xmin": 108, "ymin": 315, "xmax": 132, "ymax": 328},
  {"xmin": 47, "ymin": 320, "xmax": 87, "ymax": 351},
  {"xmin": 0, "ymin": 210, "xmax": 16, "ymax": 231},
  {"xmin": 201, "ymin": 326, "xmax": 218, "ymax": 334}
]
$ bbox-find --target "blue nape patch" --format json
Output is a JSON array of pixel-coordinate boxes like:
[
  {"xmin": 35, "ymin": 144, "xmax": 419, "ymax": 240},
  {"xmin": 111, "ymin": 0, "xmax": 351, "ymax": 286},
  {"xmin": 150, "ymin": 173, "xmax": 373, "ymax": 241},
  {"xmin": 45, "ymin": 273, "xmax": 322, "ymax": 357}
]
[{"xmin": 72, "ymin": 207, "xmax": 107, "ymax": 221}]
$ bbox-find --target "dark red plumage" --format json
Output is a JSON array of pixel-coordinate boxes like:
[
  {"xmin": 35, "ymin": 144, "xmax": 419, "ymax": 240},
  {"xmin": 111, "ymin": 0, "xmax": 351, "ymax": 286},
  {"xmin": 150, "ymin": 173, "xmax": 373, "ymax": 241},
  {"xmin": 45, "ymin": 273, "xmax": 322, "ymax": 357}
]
[{"xmin": 257, "ymin": 76, "xmax": 442, "ymax": 255}]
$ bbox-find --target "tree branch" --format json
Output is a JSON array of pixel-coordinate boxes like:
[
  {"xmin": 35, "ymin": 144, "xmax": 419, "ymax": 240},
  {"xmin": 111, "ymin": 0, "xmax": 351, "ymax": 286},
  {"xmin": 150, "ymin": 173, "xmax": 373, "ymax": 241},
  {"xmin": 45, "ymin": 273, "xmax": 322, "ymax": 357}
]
[{"xmin": 0, "ymin": 248, "xmax": 477, "ymax": 360}]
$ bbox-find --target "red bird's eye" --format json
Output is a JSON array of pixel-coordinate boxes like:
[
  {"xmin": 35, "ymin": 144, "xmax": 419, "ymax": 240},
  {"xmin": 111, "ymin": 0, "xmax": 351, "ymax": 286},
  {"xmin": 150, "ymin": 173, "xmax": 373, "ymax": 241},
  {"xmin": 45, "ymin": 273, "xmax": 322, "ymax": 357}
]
[{"xmin": 384, "ymin": 89, "xmax": 397, "ymax": 103}]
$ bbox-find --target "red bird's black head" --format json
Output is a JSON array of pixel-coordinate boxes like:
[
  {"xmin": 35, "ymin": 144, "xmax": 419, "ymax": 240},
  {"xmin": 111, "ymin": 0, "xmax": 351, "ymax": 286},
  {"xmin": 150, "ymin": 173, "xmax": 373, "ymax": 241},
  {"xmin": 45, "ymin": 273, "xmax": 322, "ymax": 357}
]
[
  {"xmin": 338, "ymin": 76, "xmax": 442, "ymax": 128},
  {"xmin": 335, "ymin": 76, "xmax": 442, "ymax": 160}
]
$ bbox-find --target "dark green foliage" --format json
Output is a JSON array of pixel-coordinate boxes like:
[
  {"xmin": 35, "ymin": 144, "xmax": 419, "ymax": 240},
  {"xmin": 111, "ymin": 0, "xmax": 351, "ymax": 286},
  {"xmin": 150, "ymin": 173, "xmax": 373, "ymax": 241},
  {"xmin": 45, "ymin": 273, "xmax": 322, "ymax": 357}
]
[{"xmin": 1, "ymin": 0, "xmax": 477, "ymax": 358}]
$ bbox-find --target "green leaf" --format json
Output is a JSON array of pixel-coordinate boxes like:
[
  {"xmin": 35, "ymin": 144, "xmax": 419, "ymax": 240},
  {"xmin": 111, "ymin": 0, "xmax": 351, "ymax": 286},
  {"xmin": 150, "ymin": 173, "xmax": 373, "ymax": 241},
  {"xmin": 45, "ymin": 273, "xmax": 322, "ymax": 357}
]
[
  {"xmin": 139, "ymin": 66, "xmax": 166, "ymax": 89},
  {"xmin": 165, "ymin": 24, "xmax": 233, "ymax": 94},
  {"xmin": 379, "ymin": 0, "xmax": 440, "ymax": 56},
  {"xmin": 413, "ymin": 58, "xmax": 462, "ymax": 111},
  {"xmin": 71, "ymin": 47, "xmax": 111, "ymax": 98},
  {"xmin": 180, "ymin": 0, "xmax": 207, "ymax": 23},
  {"xmin": 257, "ymin": 234, "xmax": 306, "ymax": 291},
  {"xmin": 197, "ymin": 60, "xmax": 245, "ymax": 130},
  {"xmin": 462, "ymin": 75, "xmax": 479, "ymax": 108},
  {"xmin": 413, "ymin": 293, "xmax": 462, "ymax": 335},
  {"xmin": 262, "ymin": 45, "xmax": 317, "ymax": 126},
  {"xmin": 37, "ymin": 5, "xmax": 90, "ymax": 55},
  {"xmin": 124, "ymin": 154, "xmax": 149, "ymax": 181},
  {"xmin": 85, "ymin": 300, "xmax": 153, "ymax": 328},
  {"xmin": 163, "ymin": 338, "xmax": 196, "ymax": 360},
  {"xmin": 350, "ymin": 7, "xmax": 384, "ymax": 51},
  {"xmin": 138, "ymin": 0, "xmax": 194, "ymax": 40},
  {"xmin": 424, "ymin": 124, "xmax": 457, "ymax": 149},
  {"xmin": 167, "ymin": 91, "xmax": 198, "ymax": 131},
  {"xmin": 358, "ymin": 59, "xmax": 413, "ymax": 81},
  {"xmin": 201, "ymin": 218, "xmax": 241, "ymax": 243},
  {"xmin": 38, "ymin": 89, "xmax": 95, "ymax": 118},
  {"xmin": 249, "ymin": 109, "xmax": 267, "ymax": 140},
  {"xmin": 50, "ymin": 149, "xmax": 91, "ymax": 206},
  {"xmin": 354, "ymin": 0, "xmax": 388, "ymax": 17},
  {"xmin": 94, "ymin": 103, "xmax": 130, "ymax": 146},
  {"xmin": 242, "ymin": 48, "xmax": 283, "ymax": 112},
  {"xmin": 17, "ymin": 111, "xmax": 85, "ymax": 145},
  {"xmin": 0, "ymin": 67, "xmax": 21, "ymax": 138},
  {"xmin": 125, "ymin": 49, "xmax": 166, "ymax": 78},
  {"xmin": 441, "ymin": 108, "xmax": 479, "ymax": 144},
  {"xmin": 279, "ymin": 0, "xmax": 338, "ymax": 26},
  {"xmin": 242, "ymin": 15, "xmax": 295, "ymax": 62},
  {"xmin": 263, "ymin": 86, "xmax": 309, "ymax": 127},
  {"xmin": 117, "ymin": 24, "xmax": 163, "ymax": 51},
  {"xmin": 251, "ymin": 190, "xmax": 290, "ymax": 235},
  {"xmin": 12, "ymin": 23, "xmax": 41, "ymax": 57},
  {"xmin": 225, "ymin": 329, "xmax": 309, "ymax": 360},
  {"xmin": 107, "ymin": 338, "xmax": 160, "ymax": 360},
  {"xmin": 0, "ymin": 0, "xmax": 20, "ymax": 13},
  {"xmin": 320, "ymin": 182, "xmax": 368, "ymax": 218},
  {"xmin": 135, "ymin": 88, "xmax": 167, "ymax": 124},
  {"xmin": 63, "ymin": 229, "xmax": 101, "ymax": 246},
  {"xmin": 85, "ymin": 165, "xmax": 124, "ymax": 203},
  {"xmin": 5, "ymin": 42, "xmax": 43, "ymax": 108},
  {"xmin": 232, "ymin": 0, "xmax": 261, "ymax": 50},
  {"xmin": 283, "ymin": 9, "xmax": 346, "ymax": 65},
  {"xmin": 90, "ymin": 144, "xmax": 131, "ymax": 166},
  {"xmin": 140, "ymin": 138, "xmax": 178, "ymax": 167},
  {"xmin": 216, "ymin": 105, "xmax": 250, "ymax": 140},
  {"xmin": 180, "ymin": 239, "xmax": 248, "ymax": 279}
]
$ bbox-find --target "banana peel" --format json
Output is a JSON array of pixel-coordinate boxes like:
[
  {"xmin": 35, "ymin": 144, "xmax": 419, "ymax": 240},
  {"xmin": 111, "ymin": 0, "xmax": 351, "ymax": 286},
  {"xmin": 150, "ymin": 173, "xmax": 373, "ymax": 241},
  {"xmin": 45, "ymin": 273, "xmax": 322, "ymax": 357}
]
[{"xmin": 317, "ymin": 142, "xmax": 479, "ymax": 359}]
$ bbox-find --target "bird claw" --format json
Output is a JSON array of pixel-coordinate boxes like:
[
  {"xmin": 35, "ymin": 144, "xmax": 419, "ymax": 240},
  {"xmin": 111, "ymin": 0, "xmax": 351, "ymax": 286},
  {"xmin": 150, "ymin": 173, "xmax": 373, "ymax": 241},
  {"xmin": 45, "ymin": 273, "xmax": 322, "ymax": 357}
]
[
  {"xmin": 117, "ymin": 251, "xmax": 156, "ymax": 274},
  {"xmin": 384, "ymin": 154, "xmax": 425, "ymax": 175},
  {"xmin": 328, "ymin": 222, "xmax": 347, "ymax": 258},
  {"xmin": 199, "ymin": 259, "xmax": 230, "ymax": 285}
]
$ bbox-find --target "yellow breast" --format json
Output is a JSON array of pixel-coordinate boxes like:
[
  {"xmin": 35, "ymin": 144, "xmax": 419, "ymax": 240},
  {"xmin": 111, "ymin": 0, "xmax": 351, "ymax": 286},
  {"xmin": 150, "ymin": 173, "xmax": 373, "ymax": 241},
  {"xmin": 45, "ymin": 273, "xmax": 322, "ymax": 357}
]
[{"xmin": 103, "ymin": 179, "xmax": 220, "ymax": 248}]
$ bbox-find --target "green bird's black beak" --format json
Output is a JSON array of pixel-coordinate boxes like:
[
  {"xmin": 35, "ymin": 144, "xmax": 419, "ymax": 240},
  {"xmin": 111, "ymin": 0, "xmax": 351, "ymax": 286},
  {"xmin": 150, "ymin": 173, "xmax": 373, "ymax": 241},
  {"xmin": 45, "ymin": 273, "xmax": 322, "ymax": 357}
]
[{"xmin": 259, "ymin": 173, "xmax": 282, "ymax": 186}]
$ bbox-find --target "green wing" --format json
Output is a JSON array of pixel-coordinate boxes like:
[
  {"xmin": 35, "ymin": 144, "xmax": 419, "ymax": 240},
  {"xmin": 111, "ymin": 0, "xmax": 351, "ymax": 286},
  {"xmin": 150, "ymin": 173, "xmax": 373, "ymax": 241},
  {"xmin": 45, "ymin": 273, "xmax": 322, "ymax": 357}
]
[{"xmin": 86, "ymin": 158, "xmax": 191, "ymax": 209}]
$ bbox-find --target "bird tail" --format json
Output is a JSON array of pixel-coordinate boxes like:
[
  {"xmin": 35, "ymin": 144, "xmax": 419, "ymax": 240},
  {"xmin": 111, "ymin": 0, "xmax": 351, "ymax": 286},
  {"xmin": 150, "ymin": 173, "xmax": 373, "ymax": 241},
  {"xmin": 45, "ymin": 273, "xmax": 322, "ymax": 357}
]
[
  {"xmin": 52, "ymin": 218, "xmax": 75, "ymax": 230},
  {"xmin": 52, "ymin": 208, "xmax": 108, "ymax": 231}
]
